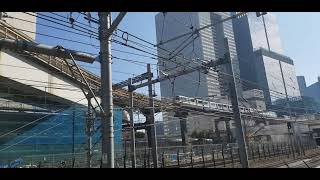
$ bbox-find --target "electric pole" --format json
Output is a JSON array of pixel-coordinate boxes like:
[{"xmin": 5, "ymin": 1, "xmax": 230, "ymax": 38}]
[
  {"xmin": 262, "ymin": 14, "xmax": 271, "ymax": 51},
  {"xmin": 72, "ymin": 105, "xmax": 75, "ymax": 168},
  {"xmin": 98, "ymin": 11, "xmax": 127, "ymax": 168},
  {"xmin": 99, "ymin": 12, "xmax": 114, "ymax": 168},
  {"xmin": 86, "ymin": 98, "xmax": 93, "ymax": 168},
  {"xmin": 256, "ymin": 12, "xmax": 270, "ymax": 51},
  {"xmin": 128, "ymin": 78, "xmax": 136, "ymax": 168},
  {"xmin": 147, "ymin": 64, "xmax": 158, "ymax": 168},
  {"xmin": 224, "ymin": 38, "xmax": 249, "ymax": 168}
]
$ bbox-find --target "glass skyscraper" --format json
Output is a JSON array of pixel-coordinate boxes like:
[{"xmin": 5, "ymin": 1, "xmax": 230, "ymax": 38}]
[
  {"xmin": 254, "ymin": 49, "xmax": 301, "ymax": 106},
  {"xmin": 233, "ymin": 12, "xmax": 301, "ymax": 108},
  {"xmin": 155, "ymin": 12, "xmax": 241, "ymax": 99},
  {"xmin": 155, "ymin": 12, "xmax": 241, "ymax": 135}
]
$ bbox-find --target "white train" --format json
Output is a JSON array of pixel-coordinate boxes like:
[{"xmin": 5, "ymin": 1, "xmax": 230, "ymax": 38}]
[{"xmin": 174, "ymin": 95, "xmax": 275, "ymax": 117}]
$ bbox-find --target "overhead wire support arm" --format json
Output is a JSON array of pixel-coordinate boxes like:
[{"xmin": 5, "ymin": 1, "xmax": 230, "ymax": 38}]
[
  {"xmin": 132, "ymin": 58, "xmax": 228, "ymax": 90},
  {"xmin": 107, "ymin": 12, "xmax": 127, "ymax": 37},
  {"xmin": 82, "ymin": 12, "xmax": 127, "ymax": 34},
  {"xmin": 113, "ymin": 72, "xmax": 151, "ymax": 89}
]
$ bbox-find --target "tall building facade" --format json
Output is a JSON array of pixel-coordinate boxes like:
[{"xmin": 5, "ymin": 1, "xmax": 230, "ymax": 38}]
[
  {"xmin": 233, "ymin": 12, "xmax": 301, "ymax": 107},
  {"xmin": 155, "ymin": 12, "xmax": 241, "ymax": 99},
  {"xmin": 298, "ymin": 76, "xmax": 320, "ymax": 104},
  {"xmin": 155, "ymin": 12, "xmax": 241, "ymax": 136},
  {"xmin": 253, "ymin": 48, "xmax": 301, "ymax": 106},
  {"xmin": 297, "ymin": 76, "xmax": 307, "ymax": 96},
  {"xmin": 232, "ymin": 12, "xmax": 284, "ymax": 90}
]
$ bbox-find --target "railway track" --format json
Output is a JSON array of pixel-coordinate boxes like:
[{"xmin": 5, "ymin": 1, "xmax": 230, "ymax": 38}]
[
  {"xmin": 161, "ymin": 148, "xmax": 320, "ymax": 168},
  {"xmin": 287, "ymin": 152, "xmax": 320, "ymax": 168},
  {"xmin": 254, "ymin": 148, "xmax": 320, "ymax": 168}
]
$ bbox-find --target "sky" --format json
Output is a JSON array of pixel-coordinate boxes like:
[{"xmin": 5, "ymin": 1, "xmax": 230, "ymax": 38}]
[{"xmin": 275, "ymin": 12, "xmax": 320, "ymax": 86}]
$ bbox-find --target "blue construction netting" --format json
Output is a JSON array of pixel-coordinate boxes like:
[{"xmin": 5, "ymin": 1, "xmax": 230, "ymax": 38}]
[{"xmin": 0, "ymin": 105, "xmax": 123, "ymax": 163}]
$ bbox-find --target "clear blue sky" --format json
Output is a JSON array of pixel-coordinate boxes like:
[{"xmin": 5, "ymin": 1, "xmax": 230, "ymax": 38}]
[
  {"xmin": 275, "ymin": 12, "xmax": 320, "ymax": 86},
  {"xmin": 36, "ymin": 12, "xmax": 320, "ymax": 91}
]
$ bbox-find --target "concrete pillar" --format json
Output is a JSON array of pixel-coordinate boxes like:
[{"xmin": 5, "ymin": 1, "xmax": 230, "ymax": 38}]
[
  {"xmin": 225, "ymin": 120, "xmax": 232, "ymax": 143},
  {"xmin": 174, "ymin": 111, "xmax": 189, "ymax": 146},
  {"xmin": 214, "ymin": 120, "xmax": 221, "ymax": 140}
]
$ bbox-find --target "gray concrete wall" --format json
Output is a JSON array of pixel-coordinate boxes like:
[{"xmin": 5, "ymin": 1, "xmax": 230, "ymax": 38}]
[
  {"xmin": 0, "ymin": 49, "xmax": 99, "ymax": 107},
  {"xmin": 4, "ymin": 12, "xmax": 37, "ymax": 40}
]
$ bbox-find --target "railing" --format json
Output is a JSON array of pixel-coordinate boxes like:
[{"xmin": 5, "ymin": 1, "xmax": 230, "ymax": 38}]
[
  {"xmin": 118, "ymin": 140, "xmax": 319, "ymax": 168},
  {"xmin": 0, "ymin": 140, "xmax": 318, "ymax": 168}
]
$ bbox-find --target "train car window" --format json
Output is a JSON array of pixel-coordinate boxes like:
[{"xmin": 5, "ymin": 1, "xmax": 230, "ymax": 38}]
[{"xmin": 210, "ymin": 102, "xmax": 216, "ymax": 108}]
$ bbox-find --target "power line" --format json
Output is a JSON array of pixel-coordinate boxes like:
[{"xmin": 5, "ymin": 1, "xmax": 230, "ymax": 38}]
[
  {"xmin": 3, "ymin": 13, "xmax": 316, "ymax": 113},
  {"xmin": 3, "ymin": 26, "xmax": 304, "ymax": 113},
  {"xmin": 49, "ymin": 12, "xmax": 98, "ymax": 30},
  {"xmin": 112, "ymin": 56, "xmax": 157, "ymax": 66},
  {"xmin": 0, "ymin": 62, "xmax": 137, "ymax": 77},
  {"xmin": 34, "ymin": 12, "xmax": 99, "ymax": 36},
  {"xmin": 3, "ymin": 15, "xmax": 99, "ymax": 40},
  {"xmin": 112, "ymin": 48, "xmax": 157, "ymax": 59},
  {"xmin": 1, "ymin": 24, "xmax": 100, "ymax": 48}
]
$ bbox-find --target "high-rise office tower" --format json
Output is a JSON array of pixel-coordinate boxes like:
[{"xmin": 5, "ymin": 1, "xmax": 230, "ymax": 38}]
[
  {"xmin": 297, "ymin": 76, "xmax": 320, "ymax": 104},
  {"xmin": 232, "ymin": 12, "xmax": 284, "ymax": 88},
  {"xmin": 155, "ymin": 12, "xmax": 241, "ymax": 136},
  {"xmin": 297, "ymin": 76, "xmax": 307, "ymax": 96},
  {"xmin": 253, "ymin": 49, "xmax": 301, "ymax": 105},
  {"xmin": 155, "ymin": 12, "xmax": 241, "ymax": 100},
  {"xmin": 233, "ymin": 12, "xmax": 301, "ymax": 107}
]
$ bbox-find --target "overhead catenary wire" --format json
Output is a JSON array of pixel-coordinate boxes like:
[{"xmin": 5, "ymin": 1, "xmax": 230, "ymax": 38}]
[
  {"xmin": 0, "ymin": 48, "xmax": 150, "ymax": 76},
  {"xmin": 0, "ymin": 24, "xmax": 100, "ymax": 48},
  {"xmin": 28, "ymin": 12, "xmax": 99, "ymax": 36},
  {"xmin": 1, "ymin": 30, "xmax": 310, "ymax": 114},
  {"xmin": 10, "ymin": 12, "xmax": 232, "ymax": 83},
  {"xmin": 3, "ymin": 15, "xmax": 100, "ymax": 40},
  {"xmin": 50, "ymin": 12, "xmax": 99, "ymax": 30}
]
